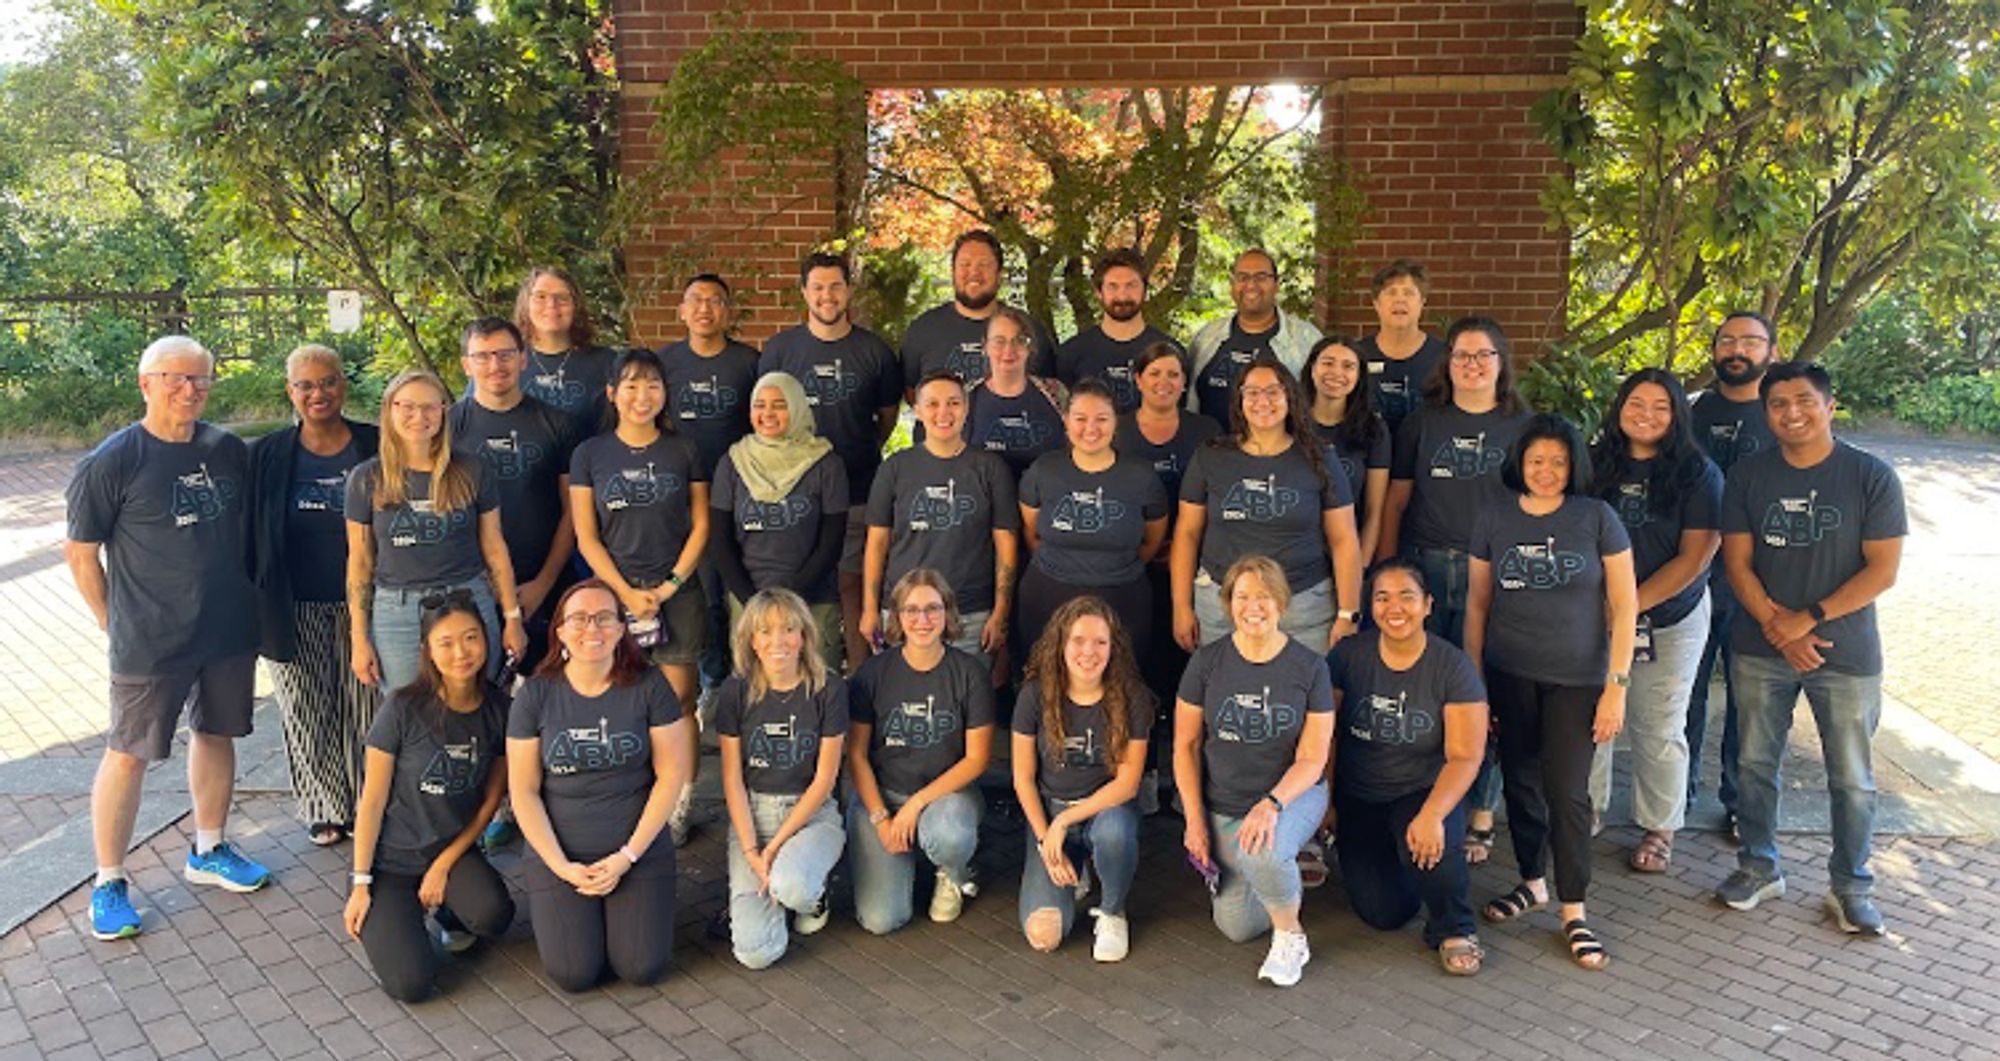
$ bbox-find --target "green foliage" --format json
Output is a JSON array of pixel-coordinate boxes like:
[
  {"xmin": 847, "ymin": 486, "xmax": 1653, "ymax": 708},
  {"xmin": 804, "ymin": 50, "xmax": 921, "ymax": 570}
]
[
  {"xmin": 117, "ymin": 0, "xmax": 624, "ymax": 373},
  {"xmin": 1516, "ymin": 341, "xmax": 1628, "ymax": 439},
  {"xmin": 0, "ymin": 310, "xmax": 146, "ymax": 435},
  {"xmin": 1889, "ymin": 372, "xmax": 2000, "ymax": 435},
  {"xmin": 1545, "ymin": 0, "xmax": 2000, "ymax": 364},
  {"xmin": 852, "ymin": 239, "xmax": 928, "ymax": 349}
]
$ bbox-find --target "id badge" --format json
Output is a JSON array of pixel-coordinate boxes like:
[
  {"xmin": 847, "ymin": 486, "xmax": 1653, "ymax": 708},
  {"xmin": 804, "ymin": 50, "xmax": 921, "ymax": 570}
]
[
  {"xmin": 1633, "ymin": 615, "xmax": 1655, "ymax": 664},
  {"xmin": 629, "ymin": 613, "xmax": 665, "ymax": 649}
]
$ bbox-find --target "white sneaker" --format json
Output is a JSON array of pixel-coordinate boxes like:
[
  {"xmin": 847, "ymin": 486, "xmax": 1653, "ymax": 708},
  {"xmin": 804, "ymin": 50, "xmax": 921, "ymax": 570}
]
[
  {"xmin": 794, "ymin": 894, "xmax": 830, "ymax": 936},
  {"xmin": 928, "ymin": 868, "xmax": 965, "ymax": 923},
  {"xmin": 438, "ymin": 926, "xmax": 476, "ymax": 954},
  {"xmin": 1257, "ymin": 930, "xmax": 1310, "ymax": 987},
  {"xmin": 668, "ymin": 786, "xmax": 694, "ymax": 847},
  {"xmin": 1090, "ymin": 908, "xmax": 1129, "ymax": 962}
]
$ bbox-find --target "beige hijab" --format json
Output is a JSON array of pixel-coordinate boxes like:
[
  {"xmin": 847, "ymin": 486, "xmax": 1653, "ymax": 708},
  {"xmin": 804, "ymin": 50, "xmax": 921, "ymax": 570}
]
[{"xmin": 728, "ymin": 371, "xmax": 833, "ymax": 503}]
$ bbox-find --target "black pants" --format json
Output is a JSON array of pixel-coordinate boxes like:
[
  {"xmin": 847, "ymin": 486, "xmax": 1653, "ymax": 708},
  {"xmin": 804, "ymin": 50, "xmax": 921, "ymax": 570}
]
[
  {"xmin": 1488, "ymin": 668, "xmax": 1600, "ymax": 903},
  {"xmin": 1334, "ymin": 788, "xmax": 1475, "ymax": 947},
  {"xmin": 526, "ymin": 857, "xmax": 677, "ymax": 992},
  {"xmin": 359, "ymin": 852, "xmax": 514, "ymax": 1002},
  {"xmin": 1013, "ymin": 565, "xmax": 1152, "ymax": 674},
  {"xmin": 1138, "ymin": 563, "xmax": 1185, "ymax": 773}
]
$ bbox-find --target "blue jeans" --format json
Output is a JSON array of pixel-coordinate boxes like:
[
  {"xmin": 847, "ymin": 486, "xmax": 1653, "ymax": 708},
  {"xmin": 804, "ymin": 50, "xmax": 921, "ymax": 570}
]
[
  {"xmin": 846, "ymin": 787, "xmax": 982, "ymax": 935},
  {"xmin": 1731, "ymin": 654, "xmax": 1882, "ymax": 897},
  {"xmin": 1687, "ymin": 584, "xmax": 1742, "ymax": 811},
  {"xmin": 1408, "ymin": 547, "xmax": 1470, "ymax": 648},
  {"xmin": 1207, "ymin": 782, "xmax": 1329, "ymax": 943},
  {"xmin": 1017, "ymin": 795, "xmax": 1140, "ymax": 939},
  {"xmin": 370, "ymin": 578, "xmax": 501, "ymax": 694},
  {"xmin": 726, "ymin": 793, "xmax": 846, "ymax": 969}
]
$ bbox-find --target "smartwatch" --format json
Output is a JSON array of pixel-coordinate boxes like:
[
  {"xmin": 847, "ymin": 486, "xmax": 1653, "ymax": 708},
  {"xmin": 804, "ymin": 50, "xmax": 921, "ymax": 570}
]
[
  {"xmin": 1807, "ymin": 602, "xmax": 1827, "ymax": 623},
  {"xmin": 1336, "ymin": 609, "xmax": 1362, "ymax": 624}
]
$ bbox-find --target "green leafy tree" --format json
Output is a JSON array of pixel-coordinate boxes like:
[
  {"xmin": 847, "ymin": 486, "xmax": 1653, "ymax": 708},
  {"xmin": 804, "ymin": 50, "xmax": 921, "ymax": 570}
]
[
  {"xmin": 115, "ymin": 0, "xmax": 622, "ymax": 374},
  {"xmin": 1542, "ymin": 0, "xmax": 2000, "ymax": 365}
]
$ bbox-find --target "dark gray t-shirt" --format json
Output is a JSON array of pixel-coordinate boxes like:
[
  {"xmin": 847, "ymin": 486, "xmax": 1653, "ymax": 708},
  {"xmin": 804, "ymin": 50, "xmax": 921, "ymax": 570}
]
[
  {"xmin": 657, "ymin": 339, "xmax": 761, "ymax": 478},
  {"xmin": 66, "ymin": 422, "xmax": 259, "ymax": 674},
  {"xmin": 1192, "ymin": 317, "xmax": 1279, "ymax": 425},
  {"xmin": 1600, "ymin": 455, "xmax": 1723, "ymax": 628},
  {"xmin": 1691, "ymin": 389, "xmax": 1779, "ymax": 591},
  {"xmin": 449, "ymin": 396, "xmax": 580, "ymax": 581},
  {"xmin": 759, "ymin": 325, "xmax": 901, "ymax": 503},
  {"xmin": 1114, "ymin": 411, "xmax": 1222, "ymax": 543},
  {"xmin": 1316, "ymin": 417, "xmax": 1392, "ymax": 524},
  {"xmin": 866, "ymin": 446, "xmax": 1020, "ymax": 613},
  {"xmin": 343, "ymin": 455, "xmax": 501, "ymax": 589},
  {"xmin": 1390, "ymin": 404, "xmax": 1533, "ymax": 553},
  {"xmin": 1177, "ymin": 636, "xmax": 1335, "ymax": 817},
  {"xmin": 522, "ymin": 345, "xmax": 617, "ymax": 427},
  {"xmin": 711, "ymin": 450, "xmax": 849, "ymax": 602},
  {"xmin": 284, "ymin": 441, "xmax": 361, "ymax": 604},
  {"xmin": 1011, "ymin": 681, "xmax": 1156, "ymax": 802},
  {"xmin": 366, "ymin": 686, "xmax": 508, "ymax": 875},
  {"xmin": 1055, "ymin": 325, "xmax": 1182, "ymax": 413},
  {"xmin": 567, "ymin": 432, "xmax": 704, "ymax": 587},
  {"xmin": 850, "ymin": 647, "xmax": 996, "ymax": 797},
  {"xmin": 966, "ymin": 382, "xmax": 1067, "ymax": 479},
  {"xmin": 1355, "ymin": 333, "xmax": 1448, "ymax": 433},
  {"xmin": 899, "ymin": 302, "xmax": 1057, "ymax": 390},
  {"xmin": 1470, "ymin": 496, "xmax": 1632, "ymax": 686},
  {"xmin": 713, "ymin": 674, "xmax": 850, "ymax": 796},
  {"xmin": 1329, "ymin": 633, "xmax": 1485, "ymax": 804},
  {"xmin": 1180, "ymin": 441, "xmax": 1353, "ymax": 593},
  {"xmin": 1019, "ymin": 451, "xmax": 1168, "ymax": 586},
  {"xmin": 1720, "ymin": 442, "xmax": 1907, "ymax": 676},
  {"xmin": 508, "ymin": 667, "xmax": 682, "ymax": 873}
]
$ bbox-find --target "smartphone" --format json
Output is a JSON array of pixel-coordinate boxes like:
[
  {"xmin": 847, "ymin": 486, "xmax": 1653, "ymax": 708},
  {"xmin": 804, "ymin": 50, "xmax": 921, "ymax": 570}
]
[
  {"xmin": 1185, "ymin": 850, "xmax": 1221, "ymax": 895},
  {"xmin": 1633, "ymin": 615, "xmax": 1655, "ymax": 664}
]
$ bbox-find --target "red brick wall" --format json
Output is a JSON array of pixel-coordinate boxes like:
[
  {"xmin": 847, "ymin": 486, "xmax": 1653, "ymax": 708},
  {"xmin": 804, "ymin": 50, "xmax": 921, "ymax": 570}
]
[{"xmin": 613, "ymin": 1, "xmax": 1575, "ymax": 352}]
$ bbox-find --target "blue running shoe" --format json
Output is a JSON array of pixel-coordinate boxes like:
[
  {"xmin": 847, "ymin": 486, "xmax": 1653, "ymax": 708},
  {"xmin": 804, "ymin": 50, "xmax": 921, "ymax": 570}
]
[
  {"xmin": 480, "ymin": 818, "xmax": 517, "ymax": 852},
  {"xmin": 184, "ymin": 842, "xmax": 272, "ymax": 893},
  {"xmin": 91, "ymin": 880, "xmax": 142, "ymax": 940}
]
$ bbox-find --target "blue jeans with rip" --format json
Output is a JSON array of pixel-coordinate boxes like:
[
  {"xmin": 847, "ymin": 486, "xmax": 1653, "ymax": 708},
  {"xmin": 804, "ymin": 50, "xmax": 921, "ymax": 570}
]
[
  {"xmin": 1731, "ymin": 654, "xmax": 1881, "ymax": 897},
  {"xmin": 1018, "ymin": 795, "xmax": 1140, "ymax": 940}
]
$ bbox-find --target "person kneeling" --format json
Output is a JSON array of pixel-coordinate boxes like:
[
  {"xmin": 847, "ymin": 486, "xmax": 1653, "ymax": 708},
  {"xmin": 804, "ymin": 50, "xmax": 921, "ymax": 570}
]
[
  {"xmin": 345, "ymin": 593, "xmax": 514, "ymax": 1002},
  {"xmin": 717, "ymin": 589, "xmax": 849, "ymax": 969},
  {"xmin": 1013, "ymin": 597, "xmax": 1153, "ymax": 962},
  {"xmin": 1328, "ymin": 559, "xmax": 1486, "ymax": 975}
]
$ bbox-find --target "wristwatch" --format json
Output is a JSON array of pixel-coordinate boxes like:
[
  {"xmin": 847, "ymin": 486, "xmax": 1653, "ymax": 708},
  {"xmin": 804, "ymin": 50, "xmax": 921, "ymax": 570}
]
[
  {"xmin": 1807, "ymin": 602, "xmax": 1828, "ymax": 623},
  {"xmin": 1336, "ymin": 609, "xmax": 1362, "ymax": 624},
  {"xmin": 664, "ymin": 571, "xmax": 684, "ymax": 587},
  {"xmin": 503, "ymin": 606, "xmax": 523, "ymax": 621},
  {"xmin": 869, "ymin": 808, "xmax": 890, "ymax": 825},
  {"xmin": 1608, "ymin": 672, "xmax": 1632, "ymax": 688}
]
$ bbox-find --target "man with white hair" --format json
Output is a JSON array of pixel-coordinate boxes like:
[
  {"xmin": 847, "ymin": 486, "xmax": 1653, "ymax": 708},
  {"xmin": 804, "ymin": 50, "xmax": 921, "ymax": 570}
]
[{"xmin": 65, "ymin": 335, "xmax": 269, "ymax": 941}]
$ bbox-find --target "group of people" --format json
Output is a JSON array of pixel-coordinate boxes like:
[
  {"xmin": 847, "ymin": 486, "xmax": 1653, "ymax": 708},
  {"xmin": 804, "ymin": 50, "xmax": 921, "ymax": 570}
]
[{"xmin": 65, "ymin": 243, "xmax": 1905, "ymax": 1002}]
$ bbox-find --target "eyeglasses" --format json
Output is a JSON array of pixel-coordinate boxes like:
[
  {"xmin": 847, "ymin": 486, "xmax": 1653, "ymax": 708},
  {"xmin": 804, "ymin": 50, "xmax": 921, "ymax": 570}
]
[
  {"xmin": 1450, "ymin": 350, "xmax": 1500, "ymax": 366},
  {"xmin": 682, "ymin": 296, "xmax": 728, "ymax": 309},
  {"xmin": 391, "ymin": 399, "xmax": 445, "ymax": 417},
  {"xmin": 561, "ymin": 610, "xmax": 625, "ymax": 631},
  {"xmin": 1231, "ymin": 270, "xmax": 1277, "ymax": 284},
  {"xmin": 1240, "ymin": 385, "xmax": 1286, "ymax": 404},
  {"xmin": 986, "ymin": 335, "xmax": 1033, "ymax": 350},
  {"xmin": 898, "ymin": 603, "xmax": 946, "ymax": 619},
  {"xmin": 419, "ymin": 588, "xmax": 475, "ymax": 615},
  {"xmin": 530, "ymin": 292, "xmax": 575, "ymax": 306},
  {"xmin": 464, "ymin": 348, "xmax": 522, "ymax": 364},
  {"xmin": 287, "ymin": 376, "xmax": 342, "ymax": 395},
  {"xmin": 1713, "ymin": 335, "xmax": 1770, "ymax": 350},
  {"xmin": 146, "ymin": 370, "xmax": 215, "ymax": 391}
]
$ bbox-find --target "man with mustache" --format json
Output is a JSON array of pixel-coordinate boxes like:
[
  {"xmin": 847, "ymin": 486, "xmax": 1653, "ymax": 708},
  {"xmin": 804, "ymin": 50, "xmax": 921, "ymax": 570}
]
[
  {"xmin": 1685, "ymin": 312, "xmax": 1781, "ymax": 834},
  {"xmin": 899, "ymin": 230, "xmax": 1057, "ymax": 397},
  {"xmin": 1054, "ymin": 247, "xmax": 1183, "ymax": 414}
]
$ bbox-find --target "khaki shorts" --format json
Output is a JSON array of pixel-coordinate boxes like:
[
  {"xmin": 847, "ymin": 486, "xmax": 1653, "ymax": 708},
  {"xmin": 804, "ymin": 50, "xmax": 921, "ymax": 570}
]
[{"xmin": 109, "ymin": 651, "xmax": 257, "ymax": 761}]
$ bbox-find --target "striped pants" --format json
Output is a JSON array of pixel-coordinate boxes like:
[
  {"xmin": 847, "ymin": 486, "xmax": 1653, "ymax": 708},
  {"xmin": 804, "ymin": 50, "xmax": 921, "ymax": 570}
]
[{"xmin": 267, "ymin": 601, "xmax": 381, "ymax": 826}]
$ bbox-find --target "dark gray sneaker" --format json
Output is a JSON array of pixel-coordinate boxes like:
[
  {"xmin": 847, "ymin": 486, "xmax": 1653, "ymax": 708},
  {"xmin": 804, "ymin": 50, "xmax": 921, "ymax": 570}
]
[
  {"xmin": 1824, "ymin": 893, "xmax": 1887, "ymax": 936},
  {"xmin": 1715, "ymin": 869, "xmax": 1785, "ymax": 910}
]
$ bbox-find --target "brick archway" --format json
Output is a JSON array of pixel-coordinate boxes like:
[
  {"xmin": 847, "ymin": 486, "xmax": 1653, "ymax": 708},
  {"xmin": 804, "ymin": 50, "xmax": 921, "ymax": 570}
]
[{"xmin": 612, "ymin": 1, "xmax": 1575, "ymax": 352}]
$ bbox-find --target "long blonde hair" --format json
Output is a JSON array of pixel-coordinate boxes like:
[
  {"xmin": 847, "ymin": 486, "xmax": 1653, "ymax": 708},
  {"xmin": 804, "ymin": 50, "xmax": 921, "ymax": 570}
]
[
  {"xmin": 372, "ymin": 370, "xmax": 475, "ymax": 513},
  {"xmin": 730, "ymin": 588, "xmax": 830, "ymax": 702}
]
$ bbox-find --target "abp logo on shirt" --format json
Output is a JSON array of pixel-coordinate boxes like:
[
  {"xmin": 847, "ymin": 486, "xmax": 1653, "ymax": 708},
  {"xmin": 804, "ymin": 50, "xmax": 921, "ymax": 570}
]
[
  {"xmin": 1761, "ymin": 490, "xmax": 1842, "ymax": 547},
  {"xmin": 1212, "ymin": 687, "xmax": 1300, "ymax": 744},
  {"xmin": 1219, "ymin": 474, "xmax": 1300, "ymax": 522},
  {"xmin": 1496, "ymin": 538, "xmax": 1588, "ymax": 590},
  {"xmin": 1049, "ymin": 488, "xmax": 1125, "ymax": 534},
  {"xmin": 170, "ymin": 463, "xmax": 238, "ymax": 527},
  {"xmin": 677, "ymin": 376, "xmax": 740, "ymax": 420},
  {"xmin": 482, "ymin": 432, "xmax": 546, "ymax": 481},
  {"xmin": 909, "ymin": 478, "xmax": 976, "ymax": 532},
  {"xmin": 740, "ymin": 495, "xmax": 815, "ymax": 532},
  {"xmin": 881, "ymin": 695, "xmax": 957, "ymax": 749},
  {"xmin": 1429, "ymin": 432, "xmax": 1506, "ymax": 479}
]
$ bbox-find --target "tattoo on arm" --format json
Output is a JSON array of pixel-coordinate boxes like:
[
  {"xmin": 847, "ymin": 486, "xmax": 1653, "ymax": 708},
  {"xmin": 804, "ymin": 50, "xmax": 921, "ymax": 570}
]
[
  {"xmin": 348, "ymin": 580, "xmax": 375, "ymax": 622},
  {"xmin": 994, "ymin": 559, "xmax": 1017, "ymax": 602}
]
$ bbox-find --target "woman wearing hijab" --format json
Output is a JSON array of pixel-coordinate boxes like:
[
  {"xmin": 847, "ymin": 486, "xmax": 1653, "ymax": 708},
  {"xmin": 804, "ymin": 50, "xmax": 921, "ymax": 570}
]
[{"xmin": 710, "ymin": 372, "xmax": 850, "ymax": 673}]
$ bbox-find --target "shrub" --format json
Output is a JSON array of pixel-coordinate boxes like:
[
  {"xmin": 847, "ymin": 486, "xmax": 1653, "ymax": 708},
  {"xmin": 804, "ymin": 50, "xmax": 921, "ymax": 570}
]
[
  {"xmin": 1889, "ymin": 372, "xmax": 2000, "ymax": 436},
  {"xmin": 1517, "ymin": 340, "xmax": 1628, "ymax": 439}
]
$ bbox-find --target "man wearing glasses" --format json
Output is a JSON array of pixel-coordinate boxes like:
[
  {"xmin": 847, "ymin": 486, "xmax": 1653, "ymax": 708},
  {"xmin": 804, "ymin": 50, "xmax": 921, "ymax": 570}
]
[
  {"xmin": 1685, "ymin": 312, "xmax": 1783, "ymax": 833},
  {"xmin": 450, "ymin": 317, "xmax": 582, "ymax": 672},
  {"xmin": 66, "ymin": 335, "xmax": 271, "ymax": 941},
  {"xmin": 1186, "ymin": 249, "xmax": 1323, "ymax": 424}
]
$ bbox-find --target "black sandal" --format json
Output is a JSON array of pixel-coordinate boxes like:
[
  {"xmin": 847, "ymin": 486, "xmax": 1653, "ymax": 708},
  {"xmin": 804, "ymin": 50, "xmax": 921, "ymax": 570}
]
[
  {"xmin": 1563, "ymin": 918, "xmax": 1609, "ymax": 970},
  {"xmin": 308, "ymin": 823, "xmax": 348, "ymax": 847},
  {"xmin": 1481, "ymin": 883, "xmax": 1546, "ymax": 923}
]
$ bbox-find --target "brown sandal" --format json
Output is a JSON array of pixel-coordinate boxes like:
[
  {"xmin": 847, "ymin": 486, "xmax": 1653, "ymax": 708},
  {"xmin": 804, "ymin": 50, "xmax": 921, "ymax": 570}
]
[
  {"xmin": 1628, "ymin": 830, "xmax": 1673, "ymax": 873},
  {"xmin": 1438, "ymin": 936, "xmax": 1483, "ymax": 976}
]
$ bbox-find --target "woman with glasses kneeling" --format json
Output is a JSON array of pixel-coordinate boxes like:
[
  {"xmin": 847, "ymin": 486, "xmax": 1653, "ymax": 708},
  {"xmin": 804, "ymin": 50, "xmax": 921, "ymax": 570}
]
[
  {"xmin": 1012, "ymin": 596, "xmax": 1153, "ymax": 962},
  {"xmin": 716, "ymin": 588, "xmax": 848, "ymax": 969},
  {"xmin": 508, "ymin": 581, "xmax": 692, "ymax": 991},
  {"xmin": 1173, "ymin": 555, "xmax": 1335, "ymax": 988},
  {"xmin": 345, "ymin": 591, "xmax": 512, "ymax": 1001},
  {"xmin": 1329, "ymin": 559, "xmax": 1487, "ymax": 975},
  {"xmin": 847, "ymin": 569, "xmax": 995, "ymax": 933}
]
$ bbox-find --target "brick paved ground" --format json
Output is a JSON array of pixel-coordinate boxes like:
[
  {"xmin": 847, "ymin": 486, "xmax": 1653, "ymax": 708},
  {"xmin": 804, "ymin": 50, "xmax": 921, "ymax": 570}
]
[{"xmin": 1, "ymin": 435, "xmax": 1996, "ymax": 1060}]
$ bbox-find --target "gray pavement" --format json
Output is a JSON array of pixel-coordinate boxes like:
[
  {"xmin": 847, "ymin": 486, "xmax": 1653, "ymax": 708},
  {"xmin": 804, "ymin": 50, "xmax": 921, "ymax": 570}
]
[{"xmin": 0, "ymin": 434, "xmax": 1996, "ymax": 1061}]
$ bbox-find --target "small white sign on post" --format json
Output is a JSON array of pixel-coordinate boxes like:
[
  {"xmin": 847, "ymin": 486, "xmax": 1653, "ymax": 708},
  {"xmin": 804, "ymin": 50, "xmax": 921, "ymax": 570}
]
[{"xmin": 328, "ymin": 289, "xmax": 363, "ymax": 334}]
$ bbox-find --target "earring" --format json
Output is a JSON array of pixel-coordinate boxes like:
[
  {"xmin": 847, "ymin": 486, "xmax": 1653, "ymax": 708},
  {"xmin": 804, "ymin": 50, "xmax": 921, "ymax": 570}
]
[{"xmin": 560, "ymin": 647, "xmax": 570, "ymax": 660}]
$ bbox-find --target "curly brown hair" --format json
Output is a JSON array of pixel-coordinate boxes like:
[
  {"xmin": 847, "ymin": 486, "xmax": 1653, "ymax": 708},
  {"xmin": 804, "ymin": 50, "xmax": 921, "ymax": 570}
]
[{"xmin": 1023, "ymin": 596, "xmax": 1149, "ymax": 765}]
